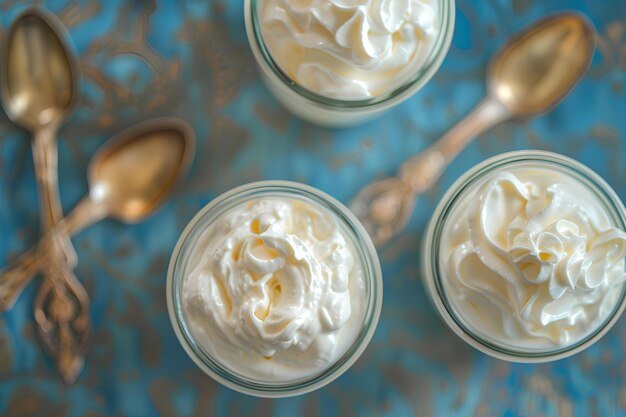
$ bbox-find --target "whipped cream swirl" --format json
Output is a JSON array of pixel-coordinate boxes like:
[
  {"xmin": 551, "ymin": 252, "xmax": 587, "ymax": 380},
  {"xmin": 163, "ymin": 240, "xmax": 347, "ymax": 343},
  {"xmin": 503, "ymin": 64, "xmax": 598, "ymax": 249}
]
[
  {"xmin": 182, "ymin": 198, "xmax": 365, "ymax": 380},
  {"xmin": 258, "ymin": 0, "xmax": 439, "ymax": 99},
  {"xmin": 443, "ymin": 170, "xmax": 626, "ymax": 349}
]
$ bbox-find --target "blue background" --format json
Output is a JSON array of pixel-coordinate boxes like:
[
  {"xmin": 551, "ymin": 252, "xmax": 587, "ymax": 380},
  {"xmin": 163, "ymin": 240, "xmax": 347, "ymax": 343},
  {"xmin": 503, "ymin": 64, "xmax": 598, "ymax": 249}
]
[{"xmin": 1, "ymin": 0, "xmax": 626, "ymax": 416}]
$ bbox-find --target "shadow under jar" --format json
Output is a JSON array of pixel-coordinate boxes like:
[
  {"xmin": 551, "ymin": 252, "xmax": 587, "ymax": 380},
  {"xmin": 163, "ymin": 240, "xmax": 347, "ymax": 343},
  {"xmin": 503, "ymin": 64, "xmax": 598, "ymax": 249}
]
[
  {"xmin": 422, "ymin": 151, "xmax": 626, "ymax": 362},
  {"xmin": 167, "ymin": 181, "xmax": 383, "ymax": 397},
  {"xmin": 245, "ymin": 0, "xmax": 455, "ymax": 127}
]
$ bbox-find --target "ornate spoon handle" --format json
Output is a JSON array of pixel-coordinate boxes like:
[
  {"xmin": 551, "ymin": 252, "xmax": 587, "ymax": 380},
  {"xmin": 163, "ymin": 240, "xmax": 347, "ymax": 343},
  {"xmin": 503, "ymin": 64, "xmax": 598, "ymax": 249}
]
[
  {"xmin": 351, "ymin": 99, "xmax": 510, "ymax": 247},
  {"xmin": 34, "ymin": 233, "xmax": 90, "ymax": 384},
  {"xmin": 32, "ymin": 127, "xmax": 91, "ymax": 383},
  {"xmin": 399, "ymin": 99, "xmax": 509, "ymax": 193},
  {"xmin": 0, "ymin": 198, "xmax": 106, "ymax": 312}
]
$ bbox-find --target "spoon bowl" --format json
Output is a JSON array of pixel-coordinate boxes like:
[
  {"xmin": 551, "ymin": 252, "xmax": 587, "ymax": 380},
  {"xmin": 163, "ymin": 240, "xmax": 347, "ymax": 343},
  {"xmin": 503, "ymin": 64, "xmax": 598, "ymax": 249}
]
[
  {"xmin": 489, "ymin": 13, "xmax": 595, "ymax": 117},
  {"xmin": 88, "ymin": 118, "xmax": 196, "ymax": 223},
  {"xmin": 1, "ymin": 9, "xmax": 77, "ymax": 130}
]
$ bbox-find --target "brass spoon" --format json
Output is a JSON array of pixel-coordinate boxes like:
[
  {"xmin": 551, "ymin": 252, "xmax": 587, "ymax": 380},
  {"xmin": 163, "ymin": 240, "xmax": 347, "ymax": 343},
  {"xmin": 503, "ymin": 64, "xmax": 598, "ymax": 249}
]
[
  {"xmin": 0, "ymin": 7, "xmax": 87, "ymax": 383},
  {"xmin": 0, "ymin": 118, "xmax": 195, "ymax": 318},
  {"xmin": 351, "ymin": 13, "xmax": 596, "ymax": 247},
  {"xmin": 1, "ymin": 7, "xmax": 77, "ymax": 250}
]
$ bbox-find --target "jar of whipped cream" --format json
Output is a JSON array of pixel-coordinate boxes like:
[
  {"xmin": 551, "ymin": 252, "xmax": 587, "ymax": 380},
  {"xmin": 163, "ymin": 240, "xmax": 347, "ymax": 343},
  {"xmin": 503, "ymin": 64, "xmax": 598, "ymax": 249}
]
[
  {"xmin": 245, "ymin": 0, "xmax": 455, "ymax": 127},
  {"xmin": 167, "ymin": 181, "xmax": 382, "ymax": 397},
  {"xmin": 422, "ymin": 151, "xmax": 626, "ymax": 362}
]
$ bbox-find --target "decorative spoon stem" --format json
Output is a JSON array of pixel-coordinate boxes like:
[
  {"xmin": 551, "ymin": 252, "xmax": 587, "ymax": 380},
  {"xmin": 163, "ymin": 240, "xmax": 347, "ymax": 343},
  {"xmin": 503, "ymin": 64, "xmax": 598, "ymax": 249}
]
[
  {"xmin": 400, "ymin": 99, "xmax": 508, "ymax": 193},
  {"xmin": 34, "ymin": 232, "xmax": 91, "ymax": 383},
  {"xmin": 0, "ymin": 200, "xmax": 105, "ymax": 312},
  {"xmin": 351, "ymin": 99, "xmax": 509, "ymax": 246},
  {"xmin": 33, "ymin": 124, "xmax": 90, "ymax": 383}
]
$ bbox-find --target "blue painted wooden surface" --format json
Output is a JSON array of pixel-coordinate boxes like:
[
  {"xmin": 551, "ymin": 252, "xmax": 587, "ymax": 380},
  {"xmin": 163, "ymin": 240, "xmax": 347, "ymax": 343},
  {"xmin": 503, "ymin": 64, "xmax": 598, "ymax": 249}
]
[{"xmin": 1, "ymin": 0, "xmax": 626, "ymax": 415}]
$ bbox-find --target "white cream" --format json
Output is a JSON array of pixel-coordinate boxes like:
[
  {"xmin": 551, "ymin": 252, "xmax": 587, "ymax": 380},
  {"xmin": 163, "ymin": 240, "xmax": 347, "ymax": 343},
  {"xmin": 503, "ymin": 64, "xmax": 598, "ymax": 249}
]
[
  {"xmin": 182, "ymin": 197, "xmax": 366, "ymax": 381},
  {"xmin": 258, "ymin": 0, "xmax": 439, "ymax": 100},
  {"xmin": 441, "ymin": 168, "xmax": 626, "ymax": 350}
]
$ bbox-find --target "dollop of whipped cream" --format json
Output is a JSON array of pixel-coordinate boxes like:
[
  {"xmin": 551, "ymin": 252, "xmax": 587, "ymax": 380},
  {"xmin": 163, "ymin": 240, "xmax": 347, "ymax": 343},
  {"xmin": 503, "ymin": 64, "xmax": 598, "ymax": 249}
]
[
  {"xmin": 443, "ymin": 170, "xmax": 626, "ymax": 349},
  {"xmin": 259, "ymin": 0, "xmax": 439, "ymax": 99},
  {"xmin": 182, "ymin": 198, "xmax": 365, "ymax": 381}
]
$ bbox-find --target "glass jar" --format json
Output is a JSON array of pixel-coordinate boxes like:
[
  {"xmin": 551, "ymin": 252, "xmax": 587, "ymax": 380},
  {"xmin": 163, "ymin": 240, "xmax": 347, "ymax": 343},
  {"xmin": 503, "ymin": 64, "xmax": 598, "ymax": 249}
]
[
  {"xmin": 167, "ymin": 181, "xmax": 383, "ymax": 397},
  {"xmin": 422, "ymin": 151, "xmax": 626, "ymax": 362},
  {"xmin": 244, "ymin": 0, "xmax": 456, "ymax": 127}
]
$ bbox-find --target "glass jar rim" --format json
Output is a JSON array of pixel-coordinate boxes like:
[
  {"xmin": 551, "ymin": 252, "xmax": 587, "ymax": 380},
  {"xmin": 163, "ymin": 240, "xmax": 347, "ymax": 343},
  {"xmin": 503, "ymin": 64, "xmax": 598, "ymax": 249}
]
[
  {"xmin": 245, "ymin": 0, "xmax": 455, "ymax": 109},
  {"xmin": 423, "ymin": 150, "xmax": 626, "ymax": 362},
  {"xmin": 167, "ymin": 181, "xmax": 383, "ymax": 397}
]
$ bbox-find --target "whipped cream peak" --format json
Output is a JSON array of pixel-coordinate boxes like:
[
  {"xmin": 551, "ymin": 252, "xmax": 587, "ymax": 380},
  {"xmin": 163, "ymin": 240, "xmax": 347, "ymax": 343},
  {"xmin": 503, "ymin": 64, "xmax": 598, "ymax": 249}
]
[
  {"xmin": 259, "ymin": 0, "xmax": 439, "ymax": 99},
  {"xmin": 182, "ymin": 197, "xmax": 366, "ymax": 380},
  {"xmin": 444, "ymin": 169, "xmax": 626, "ymax": 349}
]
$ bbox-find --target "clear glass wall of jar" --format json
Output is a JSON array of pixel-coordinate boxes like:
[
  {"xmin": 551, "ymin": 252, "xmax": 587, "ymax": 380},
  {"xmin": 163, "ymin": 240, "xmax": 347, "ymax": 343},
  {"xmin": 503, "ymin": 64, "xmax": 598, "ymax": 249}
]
[
  {"xmin": 244, "ymin": 0, "xmax": 456, "ymax": 127},
  {"xmin": 167, "ymin": 181, "xmax": 383, "ymax": 397},
  {"xmin": 422, "ymin": 151, "xmax": 626, "ymax": 362}
]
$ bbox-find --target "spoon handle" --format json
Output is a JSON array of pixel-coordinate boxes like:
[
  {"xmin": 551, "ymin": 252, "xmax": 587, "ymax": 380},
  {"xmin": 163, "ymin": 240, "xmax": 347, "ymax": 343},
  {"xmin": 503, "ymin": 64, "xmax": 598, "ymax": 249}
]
[
  {"xmin": 399, "ymin": 99, "xmax": 509, "ymax": 193},
  {"xmin": 32, "ymin": 127, "xmax": 91, "ymax": 382},
  {"xmin": 32, "ymin": 127, "xmax": 78, "ymax": 267},
  {"xmin": 0, "ymin": 250, "xmax": 39, "ymax": 311},
  {"xmin": 34, "ymin": 232, "xmax": 90, "ymax": 384},
  {"xmin": 0, "ymin": 198, "xmax": 106, "ymax": 312},
  {"xmin": 351, "ymin": 98, "xmax": 510, "ymax": 247},
  {"xmin": 33, "ymin": 129, "xmax": 63, "ymax": 226}
]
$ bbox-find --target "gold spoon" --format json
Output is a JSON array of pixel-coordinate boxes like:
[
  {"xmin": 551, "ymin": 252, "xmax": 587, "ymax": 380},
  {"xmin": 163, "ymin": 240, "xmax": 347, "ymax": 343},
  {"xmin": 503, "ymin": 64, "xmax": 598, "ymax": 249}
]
[
  {"xmin": 350, "ymin": 12, "xmax": 596, "ymax": 247},
  {"xmin": 1, "ymin": 7, "xmax": 77, "ymax": 251},
  {"xmin": 0, "ymin": 7, "xmax": 88, "ymax": 383},
  {"xmin": 0, "ymin": 118, "xmax": 195, "ymax": 370},
  {"xmin": 0, "ymin": 118, "xmax": 195, "ymax": 354}
]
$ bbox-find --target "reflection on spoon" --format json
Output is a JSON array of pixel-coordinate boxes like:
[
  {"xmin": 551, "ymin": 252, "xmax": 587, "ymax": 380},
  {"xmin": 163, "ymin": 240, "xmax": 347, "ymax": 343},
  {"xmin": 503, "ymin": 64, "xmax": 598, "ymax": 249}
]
[
  {"xmin": 351, "ymin": 13, "xmax": 596, "ymax": 247},
  {"xmin": 0, "ymin": 118, "xmax": 196, "ymax": 311}
]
